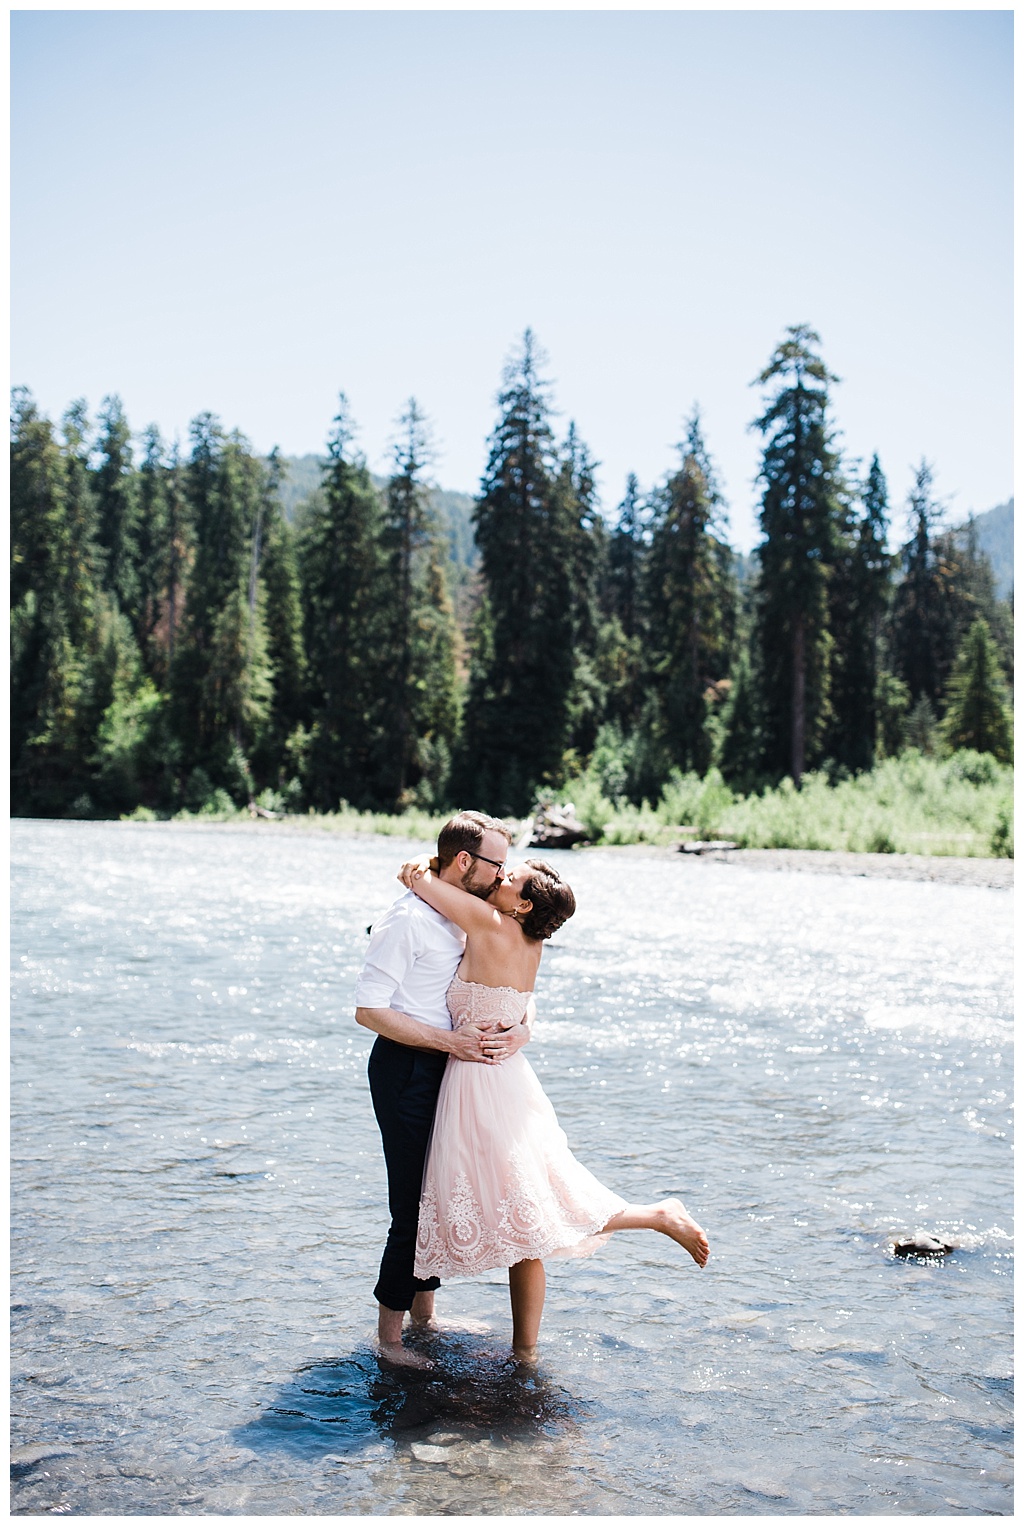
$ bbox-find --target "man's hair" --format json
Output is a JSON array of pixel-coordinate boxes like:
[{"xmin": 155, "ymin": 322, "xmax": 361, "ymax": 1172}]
[
  {"xmin": 519, "ymin": 858, "xmax": 576, "ymax": 942},
  {"xmin": 436, "ymin": 810, "xmax": 513, "ymax": 870}
]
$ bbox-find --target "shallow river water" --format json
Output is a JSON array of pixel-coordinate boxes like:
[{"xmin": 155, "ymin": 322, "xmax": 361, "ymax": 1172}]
[{"xmin": 10, "ymin": 819, "xmax": 1013, "ymax": 1516}]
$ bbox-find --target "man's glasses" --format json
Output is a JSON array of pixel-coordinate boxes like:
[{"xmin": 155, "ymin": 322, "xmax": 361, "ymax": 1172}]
[{"xmin": 469, "ymin": 851, "xmax": 507, "ymax": 872}]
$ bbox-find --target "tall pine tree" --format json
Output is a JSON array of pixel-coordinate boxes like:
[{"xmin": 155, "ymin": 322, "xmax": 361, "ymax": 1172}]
[
  {"xmin": 939, "ymin": 617, "xmax": 1013, "ymax": 761},
  {"xmin": 644, "ymin": 409, "xmax": 736, "ymax": 776},
  {"xmin": 134, "ymin": 425, "xmax": 171, "ymax": 671},
  {"xmin": 555, "ymin": 421, "xmax": 605, "ymax": 765},
  {"xmin": 595, "ymin": 473, "xmax": 648, "ymax": 742},
  {"xmin": 252, "ymin": 448, "xmax": 307, "ymax": 789},
  {"xmin": 752, "ymin": 325, "xmax": 844, "ymax": 782},
  {"xmin": 170, "ymin": 416, "xmax": 272, "ymax": 787},
  {"xmin": 93, "ymin": 395, "xmax": 141, "ymax": 625},
  {"xmin": 888, "ymin": 461, "xmax": 950, "ymax": 711},
  {"xmin": 457, "ymin": 332, "xmax": 579, "ymax": 812},
  {"xmin": 299, "ymin": 396, "xmax": 388, "ymax": 810},
  {"xmin": 826, "ymin": 453, "xmax": 894, "ymax": 770},
  {"xmin": 10, "ymin": 391, "xmax": 102, "ymax": 812},
  {"xmin": 377, "ymin": 400, "xmax": 460, "ymax": 806}
]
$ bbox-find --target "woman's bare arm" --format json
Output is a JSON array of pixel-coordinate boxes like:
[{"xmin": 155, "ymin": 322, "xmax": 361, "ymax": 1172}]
[{"xmin": 397, "ymin": 858, "xmax": 504, "ymax": 938}]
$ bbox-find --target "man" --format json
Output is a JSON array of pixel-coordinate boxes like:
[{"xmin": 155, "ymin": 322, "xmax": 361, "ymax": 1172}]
[{"xmin": 355, "ymin": 809, "xmax": 530, "ymax": 1367}]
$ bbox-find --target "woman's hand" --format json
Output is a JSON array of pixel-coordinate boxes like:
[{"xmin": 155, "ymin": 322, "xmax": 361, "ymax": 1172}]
[
  {"xmin": 398, "ymin": 854, "xmax": 437, "ymax": 889},
  {"xmin": 451, "ymin": 1022, "xmax": 527, "ymax": 1064}
]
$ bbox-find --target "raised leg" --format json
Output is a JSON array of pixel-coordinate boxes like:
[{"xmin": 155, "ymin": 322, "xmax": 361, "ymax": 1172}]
[
  {"xmin": 508, "ymin": 1257, "xmax": 546, "ymax": 1363},
  {"xmin": 601, "ymin": 1198, "xmax": 709, "ymax": 1267}
]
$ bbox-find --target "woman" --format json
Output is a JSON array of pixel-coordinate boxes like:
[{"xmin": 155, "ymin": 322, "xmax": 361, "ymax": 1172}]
[{"xmin": 397, "ymin": 853, "xmax": 709, "ymax": 1364}]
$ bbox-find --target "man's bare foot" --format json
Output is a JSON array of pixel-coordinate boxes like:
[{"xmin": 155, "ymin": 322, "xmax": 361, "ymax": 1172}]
[
  {"xmin": 655, "ymin": 1198, "xmax": 710, "ymax": 1267},
  {"xmin": 376, "ymin": 1339, "xmax": 434, "ymax": 1370}
]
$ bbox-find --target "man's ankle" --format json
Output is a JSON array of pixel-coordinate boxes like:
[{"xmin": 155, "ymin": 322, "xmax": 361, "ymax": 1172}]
[{"xmin": 377, "ymin": 1304, "xmax": 405, "ymax": 1346}]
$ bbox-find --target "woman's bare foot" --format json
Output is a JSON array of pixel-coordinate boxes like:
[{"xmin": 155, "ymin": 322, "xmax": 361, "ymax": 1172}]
[
  {"xmin": 655, "ymin": 1198, "xmax": 709, "ymax": 1267},
  {"xmin": 377, "ymin": 1339, "xmax": 434, "ymax": 1371},
  {"xmin": 408, "ymin": 1291, "xmax": 437, "ymax": 1331},
  {"xmin": 511, "ymin": 1344, "xmax": 539, "ymax": 1366}
]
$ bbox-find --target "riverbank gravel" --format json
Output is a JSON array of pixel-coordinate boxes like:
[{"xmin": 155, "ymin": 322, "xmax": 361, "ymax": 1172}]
[{"xmin": 605, "ymin": 843, "xmax": 1013, "ymax": 889}]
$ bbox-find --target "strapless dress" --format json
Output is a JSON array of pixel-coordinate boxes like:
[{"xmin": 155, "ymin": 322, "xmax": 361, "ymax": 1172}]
[{"xmin": 414, "ymin": 973, "xmax": 627, "ymax": 1278}]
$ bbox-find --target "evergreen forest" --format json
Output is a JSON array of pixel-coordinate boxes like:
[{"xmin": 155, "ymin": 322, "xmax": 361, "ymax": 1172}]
[{"xmin": 11, "ymin": 326, "xmax": 1014, "ymax": 843}]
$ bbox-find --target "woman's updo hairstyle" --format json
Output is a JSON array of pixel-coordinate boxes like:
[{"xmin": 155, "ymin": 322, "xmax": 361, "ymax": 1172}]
[{"xmin": 519, "ymin": 858, "xmax": 576, "ymax": 941}]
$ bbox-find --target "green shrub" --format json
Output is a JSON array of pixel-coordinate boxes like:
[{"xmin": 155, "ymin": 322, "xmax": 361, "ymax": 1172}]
[
  {"xmin": 200, "ymin": 789, "xmax": 238, "ymax": 819},
  {"xmin": 990, "ymin": 806, "xmax": 1014, "ymax": 858},
  {"xmin": 121, "ymin": 805, "xmax": 158, "ymax": 822},
  {"xmin": 554, "ymin": 747, "xmax": 1012, "ymax": 857},
  {"xmin": 943, "ymin": 749, "xmax": 1002, "ymax": 787}
]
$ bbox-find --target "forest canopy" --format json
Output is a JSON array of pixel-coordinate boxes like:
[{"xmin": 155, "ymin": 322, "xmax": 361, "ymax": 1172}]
[{"xmin": 10, "ymin": 326, "xmax": 1014, "ymax": 827}]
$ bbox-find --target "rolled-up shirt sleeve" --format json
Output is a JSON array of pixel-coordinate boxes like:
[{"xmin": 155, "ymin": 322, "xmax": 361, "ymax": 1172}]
[{"xmin": 354, "ymin": 908, "xmax": 417, "ymax": 1010}]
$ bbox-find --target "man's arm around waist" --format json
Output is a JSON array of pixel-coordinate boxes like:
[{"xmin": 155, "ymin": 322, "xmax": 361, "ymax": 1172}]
[{"xmin": 355, "ymin": 1006, "xmax": 522, "ymax": 1064}]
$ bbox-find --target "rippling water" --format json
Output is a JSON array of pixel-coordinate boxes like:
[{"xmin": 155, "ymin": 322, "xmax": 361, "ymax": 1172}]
[{"xmin": 11, "ymin": 820, "xmax": 1013, "ymax": 1515}]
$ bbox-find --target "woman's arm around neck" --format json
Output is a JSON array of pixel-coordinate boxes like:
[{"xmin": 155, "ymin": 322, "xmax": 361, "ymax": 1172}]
[{"xmin": 402, "ymin": 863, "xmax": 505, "ymax": 939}]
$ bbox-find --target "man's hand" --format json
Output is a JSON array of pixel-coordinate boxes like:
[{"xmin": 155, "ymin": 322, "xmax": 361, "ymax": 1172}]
[
  {"xmin": 449, "ymin": 1018, "xmax": 531, "ymax": 1065},
  {"xmin": 355, "ymin": 1007, "xmax": 526, "ymax": 1064},
  {"xmin": 447, "ymin": 1022, "xmax": 503, "ymax": 1064}
]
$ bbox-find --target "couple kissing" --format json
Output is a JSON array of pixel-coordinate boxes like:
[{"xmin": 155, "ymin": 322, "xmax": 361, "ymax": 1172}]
[{"xmin": 354, "ymin": 809, "xmax": 709, "ymax": 1369}]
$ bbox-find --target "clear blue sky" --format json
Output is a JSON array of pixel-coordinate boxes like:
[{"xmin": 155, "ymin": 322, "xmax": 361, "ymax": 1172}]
[{"xmin": 11, "ymin": 9, "xmax": 1012, "ymax": 551}]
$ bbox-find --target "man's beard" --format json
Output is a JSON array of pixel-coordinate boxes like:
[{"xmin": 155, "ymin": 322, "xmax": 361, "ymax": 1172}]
[{"xmin": 460, "ymin": 865, "xmax": 498, "ymax": 900}]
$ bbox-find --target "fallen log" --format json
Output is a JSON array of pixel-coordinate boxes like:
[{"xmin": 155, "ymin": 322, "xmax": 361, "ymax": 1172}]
[
  {"xmin": 524, "ymin": 802, "xmax": 590, "ymax": 850},
  {"xmin": 248, "ymin": 801, "xmax": 283, "ymax": 820}
]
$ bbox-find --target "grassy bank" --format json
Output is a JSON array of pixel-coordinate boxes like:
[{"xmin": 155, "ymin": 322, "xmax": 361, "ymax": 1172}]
[
  {"xmin": 122, "ymin": 749, "xmax": 1013, "ymax": 860},
  {"xmin": 559, "ymin": 750, "xmax": 1013, "ymax": 858},
  {"xmin": 125, "ymin": 799, "xmax": 451, "ymax": 840}
]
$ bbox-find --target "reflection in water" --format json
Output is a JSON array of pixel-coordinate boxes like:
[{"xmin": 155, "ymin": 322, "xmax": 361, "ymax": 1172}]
[{"xmin": 241, "ymin": 1331, "xmax": 584, "ymax": 1462}]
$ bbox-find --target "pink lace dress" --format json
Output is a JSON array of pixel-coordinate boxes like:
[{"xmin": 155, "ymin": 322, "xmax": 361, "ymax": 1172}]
[{"xmin": 414, "ymin": 974, "xmax": 627, "ymax": 1278}]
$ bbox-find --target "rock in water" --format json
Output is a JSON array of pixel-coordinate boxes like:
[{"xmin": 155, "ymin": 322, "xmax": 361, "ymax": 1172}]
[
  {"xmin": 526, "ymin": 803, "xmax": 589, "ymax": 850},
  {"xmin": 893, "ymin": 1232, "xmax": 957, "ymax": 1258},
  {"xmin": 11, "ymin": 1442, "xmax": 74, "ymax": 1468}
]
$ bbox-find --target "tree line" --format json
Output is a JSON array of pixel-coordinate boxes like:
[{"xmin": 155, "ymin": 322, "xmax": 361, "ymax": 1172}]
[{"xmin": 10, "ymin": 325, "xmax": 1013, "ymax": 822}]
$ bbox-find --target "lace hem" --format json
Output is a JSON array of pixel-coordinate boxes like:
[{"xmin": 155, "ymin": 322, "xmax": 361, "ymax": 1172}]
[{"xmin": 414, "ymin": 1151, "xmax": 625, "ymax": 1279}]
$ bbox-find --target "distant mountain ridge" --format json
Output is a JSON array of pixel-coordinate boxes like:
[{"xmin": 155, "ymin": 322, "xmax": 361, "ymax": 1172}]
[
  {"xmin": 277, "ymin": 454, "xmax": 478, "ymax": 570},
  {"xmin": 959, "ymin": 498, "xmax": 1013, "ymax": 600},
  {"xmin": 278, "ymin": 457, "xmax": 1013, "ymax": 600}
]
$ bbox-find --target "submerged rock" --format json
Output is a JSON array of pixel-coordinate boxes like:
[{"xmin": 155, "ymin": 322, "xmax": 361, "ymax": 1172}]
[
  {"xmin": 410, "ymin": 1443, "xmax": 455, "ymax": 1463},
  {"xmin": 892, "ymin": 1232, "xmax": 958, "ymax": 1258},
  {"xmin": 10, "ymin": 1442, "xmax": 74, "ymax": 1467}
]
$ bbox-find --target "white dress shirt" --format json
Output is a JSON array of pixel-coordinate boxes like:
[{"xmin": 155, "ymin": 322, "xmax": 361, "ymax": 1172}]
[{"xmin": 354, "ymin": 889, "xmax": 467, "ymax": 1031}]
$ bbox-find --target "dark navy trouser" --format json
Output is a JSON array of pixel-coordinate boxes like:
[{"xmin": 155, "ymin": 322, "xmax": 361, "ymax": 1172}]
[{"xmin": 367, "ymin": 1035, "xmax": 448, "ymax": 1311}]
